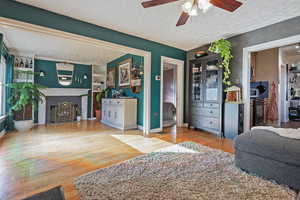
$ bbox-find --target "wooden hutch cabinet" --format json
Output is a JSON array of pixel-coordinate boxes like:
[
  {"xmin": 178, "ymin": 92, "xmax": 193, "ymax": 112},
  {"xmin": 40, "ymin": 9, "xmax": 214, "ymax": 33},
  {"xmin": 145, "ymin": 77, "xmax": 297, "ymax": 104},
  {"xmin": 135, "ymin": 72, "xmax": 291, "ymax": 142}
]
[{"xmin": 189, "ymin": 54, "xmax": 223, "ymax": 136}]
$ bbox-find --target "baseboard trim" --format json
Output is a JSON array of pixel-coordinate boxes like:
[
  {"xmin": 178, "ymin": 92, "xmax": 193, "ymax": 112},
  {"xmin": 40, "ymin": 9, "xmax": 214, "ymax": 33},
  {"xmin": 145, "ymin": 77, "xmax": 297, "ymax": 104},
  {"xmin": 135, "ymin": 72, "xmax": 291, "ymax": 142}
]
[
  {"xmin": 182, "ymin": 123, "xmax": 189, "ymax": 128},
  {"xmin": 0, "ymin": 129, "xmax": 6, "ymax": 138},
  {"xmin": 150, "ymin": 128, "xmax": 163, "ymax": 133}
]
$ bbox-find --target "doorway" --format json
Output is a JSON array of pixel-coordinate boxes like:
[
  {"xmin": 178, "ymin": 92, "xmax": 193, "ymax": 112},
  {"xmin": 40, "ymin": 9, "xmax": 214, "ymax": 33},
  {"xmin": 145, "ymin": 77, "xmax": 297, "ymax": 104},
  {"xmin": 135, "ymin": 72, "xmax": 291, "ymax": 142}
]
[
  {"xmin": 0, "ymin": 17, "xmax": 152, "ymax": 135},
  {"xmin": 160, "ymin": 56, "xmax": 184, "ymax": 132},
  {"xmin": 242, "ymin": 35, "xmax": 300, "ymax": 131}
]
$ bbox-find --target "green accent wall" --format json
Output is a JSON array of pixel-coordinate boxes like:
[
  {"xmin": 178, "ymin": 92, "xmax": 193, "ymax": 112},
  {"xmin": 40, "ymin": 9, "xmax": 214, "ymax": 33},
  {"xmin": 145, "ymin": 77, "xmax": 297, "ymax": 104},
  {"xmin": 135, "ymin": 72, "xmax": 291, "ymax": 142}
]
[
  {"xmin": 107, "ymin": 54, "xmax": 144, "ymax": 126},
  {"xmin": 34, "ymin": 59, "xmax": 92, "ymax": 122},
  {"xmin": 0, "ymin": 0, "xmax": 186, "ymax": 129},
  {"xmin": 0, "ymin": 33, "xmax": 4, "ymax": 132},
  {"xmin": 0, "ymin": 33, "xmax": 14, "ymax": 132},
  {"xmin": 34, "ymin": 59, "xmax": 92, "ymax": 89}
]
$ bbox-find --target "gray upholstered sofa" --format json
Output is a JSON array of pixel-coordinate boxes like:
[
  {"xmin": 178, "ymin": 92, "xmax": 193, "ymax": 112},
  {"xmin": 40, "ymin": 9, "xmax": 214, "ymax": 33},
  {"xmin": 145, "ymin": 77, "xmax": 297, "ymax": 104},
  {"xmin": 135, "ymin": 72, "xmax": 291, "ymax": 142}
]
[{"xmin": 234, "ymin": 129, "xmax": 300, "ymax": 191}]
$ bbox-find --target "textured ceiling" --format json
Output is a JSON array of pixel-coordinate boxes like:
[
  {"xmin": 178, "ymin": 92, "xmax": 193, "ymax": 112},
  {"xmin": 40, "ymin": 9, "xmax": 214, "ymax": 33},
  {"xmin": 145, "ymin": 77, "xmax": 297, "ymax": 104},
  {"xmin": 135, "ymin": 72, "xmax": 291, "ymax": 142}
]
[
  {"xmin": 0, "ymin": 25, "xmax": 126, "ymax": 65},
  {"xmin": 15, "ymin": 0, "xmax": 300, "ymax": 50},
  {"xmin": 281, "ymin": 43, "xmax": 300, "ymax": 57}
]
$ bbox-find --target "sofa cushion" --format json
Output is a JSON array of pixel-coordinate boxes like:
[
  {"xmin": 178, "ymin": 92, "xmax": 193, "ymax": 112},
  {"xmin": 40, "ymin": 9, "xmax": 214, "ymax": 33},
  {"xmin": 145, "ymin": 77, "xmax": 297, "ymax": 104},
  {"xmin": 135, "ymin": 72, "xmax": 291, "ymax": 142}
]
[{"xmin": 234, "ymin": 129, "xmax": 300, "ymax": 167}]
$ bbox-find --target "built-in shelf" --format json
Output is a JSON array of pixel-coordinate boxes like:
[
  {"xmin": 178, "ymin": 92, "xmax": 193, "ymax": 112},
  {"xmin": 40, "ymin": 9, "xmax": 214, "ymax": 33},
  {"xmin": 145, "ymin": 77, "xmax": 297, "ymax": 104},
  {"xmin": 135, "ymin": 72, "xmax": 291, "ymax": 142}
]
[
  {"xmin": 93, "ymin": 74, "xmax": 105, "ymax": 77},
  {"xmin": 91, "ymin": 65, "xmax": 107, "ymax": 119},
  {"xmin": 13, "ymin": 54, "xmax": 35, "ymax": 121}
]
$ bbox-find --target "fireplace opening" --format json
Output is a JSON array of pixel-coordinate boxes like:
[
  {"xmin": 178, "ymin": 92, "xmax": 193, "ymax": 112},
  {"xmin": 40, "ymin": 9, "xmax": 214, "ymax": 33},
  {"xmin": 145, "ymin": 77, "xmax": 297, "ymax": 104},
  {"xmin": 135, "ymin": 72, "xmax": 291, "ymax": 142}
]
[
  {"xmin": 46, "ymin": 96, "xmax": 82, "ymax": 124},
  {"xmin": 50, "ymin": 102, "xmax": 79, "ymax": 124}
]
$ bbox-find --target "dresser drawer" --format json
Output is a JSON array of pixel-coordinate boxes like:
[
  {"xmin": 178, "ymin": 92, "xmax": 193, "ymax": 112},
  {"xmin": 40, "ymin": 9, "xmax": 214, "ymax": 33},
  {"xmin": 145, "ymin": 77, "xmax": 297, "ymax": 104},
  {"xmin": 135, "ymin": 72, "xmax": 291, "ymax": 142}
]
[
  {"xmin": 199, "ymin": 117, "xmax": 220, "ymax": 131},
  {"xmin": 200, "ymin": 108, "xmax": 219, "ymax": 118},
  {"xmin": 204, "ymin": 103, "xmax": 219, "ymax": 108},
  {"xmin": 191, "ymin": 117, "xmax": 202, "ymax": 129},
  {"xmin": 191, "ymin": 107, "xmax": 201, "ymax": 116}
]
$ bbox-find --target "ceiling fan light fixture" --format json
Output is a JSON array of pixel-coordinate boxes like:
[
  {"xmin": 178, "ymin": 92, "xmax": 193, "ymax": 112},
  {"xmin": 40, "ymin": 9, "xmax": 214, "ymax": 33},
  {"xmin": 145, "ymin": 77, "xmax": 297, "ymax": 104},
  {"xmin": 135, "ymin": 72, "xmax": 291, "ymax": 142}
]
[
  {"xmin": 189, "ymin": 7, "xmax": 199, "ymax": 16},
  {"xmin": 182, "ymin": 0, "xmax": 199, "ymax": 16},
  {"xmin": 182, "ymin": 1, "xmax": 193, "ymax": 12},
  {"xmin": 198, "ymin": 0, "xmax": 212, "ymax": 13}
]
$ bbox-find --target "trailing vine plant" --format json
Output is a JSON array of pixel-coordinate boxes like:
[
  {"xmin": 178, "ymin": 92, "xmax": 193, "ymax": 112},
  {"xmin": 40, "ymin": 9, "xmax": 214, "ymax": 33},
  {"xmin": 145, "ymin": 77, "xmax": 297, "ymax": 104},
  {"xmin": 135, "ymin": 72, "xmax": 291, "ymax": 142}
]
[{"xmin": 208, "ymin": 38, "xmax": 233, "ymax": 87}]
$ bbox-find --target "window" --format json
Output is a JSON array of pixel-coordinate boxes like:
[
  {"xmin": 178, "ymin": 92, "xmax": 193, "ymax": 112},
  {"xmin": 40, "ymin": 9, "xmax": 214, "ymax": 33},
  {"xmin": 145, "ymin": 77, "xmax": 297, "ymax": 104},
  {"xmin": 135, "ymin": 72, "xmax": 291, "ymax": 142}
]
[{"xmin": 0, "ymin": 56, "xmax": 6, "ymax": 116}]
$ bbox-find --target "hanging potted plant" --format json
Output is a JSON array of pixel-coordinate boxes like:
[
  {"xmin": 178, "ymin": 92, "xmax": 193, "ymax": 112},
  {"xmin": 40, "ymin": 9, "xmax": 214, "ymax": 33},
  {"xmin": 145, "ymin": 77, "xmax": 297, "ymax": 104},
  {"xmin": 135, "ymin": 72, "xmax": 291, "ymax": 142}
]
[
  {"xmin": 209, "ymin": 38, "xmax": 234, "ymax": 87},
  {"xmin": 7, "ymin": 70, "xmax": 46, "ymax": 132},
  {"xmin": 95, "ymin": 88, "xmax": 108, "ymax": 121}
]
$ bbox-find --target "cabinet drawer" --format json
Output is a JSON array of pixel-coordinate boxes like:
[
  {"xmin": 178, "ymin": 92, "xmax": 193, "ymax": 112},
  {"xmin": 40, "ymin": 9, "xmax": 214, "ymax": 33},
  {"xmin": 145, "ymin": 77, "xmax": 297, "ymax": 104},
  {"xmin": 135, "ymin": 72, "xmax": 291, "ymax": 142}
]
[
  {"xmin": 199, "ymin": 117, "xmax": 219, "ymax": 130},
  {"xmin": 191, "ymin": 107, "xmax": 201, "ymax": 116},
  {"xmin": 204, "ymin": 103, "xmax": 219, "ymax": 108},
  {"xmin": 200, "ymin": 108, "xmax": 219, "ymax": 118},
  {"xmin": 192, "ymin": 107, "xmax": 219, "ymax": 118},
  {"xmin": 191, "ymin": 116, "xmax": 202, "ymax": 129}
]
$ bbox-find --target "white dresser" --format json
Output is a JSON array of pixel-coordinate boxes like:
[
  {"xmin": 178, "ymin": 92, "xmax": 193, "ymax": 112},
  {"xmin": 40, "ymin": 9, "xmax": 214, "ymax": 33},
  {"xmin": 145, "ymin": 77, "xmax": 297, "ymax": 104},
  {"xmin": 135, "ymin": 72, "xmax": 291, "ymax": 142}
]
[{"xmin": 101, "ymin": 98, "xmax": 137, "ymax": 130}]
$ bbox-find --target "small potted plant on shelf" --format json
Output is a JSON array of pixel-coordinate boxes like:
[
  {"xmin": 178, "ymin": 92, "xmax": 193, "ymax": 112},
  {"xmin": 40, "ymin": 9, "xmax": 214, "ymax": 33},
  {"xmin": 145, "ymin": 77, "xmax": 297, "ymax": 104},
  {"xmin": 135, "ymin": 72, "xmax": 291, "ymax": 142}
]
[
  {"xmin": 7, "ymin": 70, "xmax": 46, "ymax": 132},
  {"xmin": 95, "ymin": 88, "xmax": 108, "ymax": 121}
]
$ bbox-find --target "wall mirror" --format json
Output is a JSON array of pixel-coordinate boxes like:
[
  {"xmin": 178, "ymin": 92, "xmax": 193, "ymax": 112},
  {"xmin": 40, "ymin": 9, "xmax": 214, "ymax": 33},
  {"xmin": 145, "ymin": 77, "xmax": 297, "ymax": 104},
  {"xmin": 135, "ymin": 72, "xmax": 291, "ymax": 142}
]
[{"xmin": 56, "ymin": 63, "xmax": 74, "ymax": 86}]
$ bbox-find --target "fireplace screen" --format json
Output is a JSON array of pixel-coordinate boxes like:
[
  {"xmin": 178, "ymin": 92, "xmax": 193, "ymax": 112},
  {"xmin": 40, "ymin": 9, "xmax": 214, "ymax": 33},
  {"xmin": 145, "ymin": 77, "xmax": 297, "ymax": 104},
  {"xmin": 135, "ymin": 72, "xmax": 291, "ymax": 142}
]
[{"xmin": 50, "ymin": 102, "xmax": 79, "ymax": 124}]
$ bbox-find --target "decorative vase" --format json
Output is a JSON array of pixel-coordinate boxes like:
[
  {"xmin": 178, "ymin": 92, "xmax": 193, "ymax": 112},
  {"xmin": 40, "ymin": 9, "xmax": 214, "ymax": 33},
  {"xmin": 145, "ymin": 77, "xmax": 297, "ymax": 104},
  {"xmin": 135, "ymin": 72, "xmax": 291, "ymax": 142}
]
[
  {"xmin": 96, "ymin": 110, "xmax": 102, "ymax": 121},
  {"xmin": 14, "ymin": 120, "xmax": 34, "ymax": 132}
]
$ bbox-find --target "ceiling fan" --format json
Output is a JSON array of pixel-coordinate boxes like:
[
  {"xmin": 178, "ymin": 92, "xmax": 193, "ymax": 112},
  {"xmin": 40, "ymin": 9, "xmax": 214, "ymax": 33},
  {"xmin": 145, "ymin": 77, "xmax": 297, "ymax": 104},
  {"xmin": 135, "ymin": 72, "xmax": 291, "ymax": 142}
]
[{"xmin": 141, "ymin": 0, "xmax": 243, "ymax": 26}]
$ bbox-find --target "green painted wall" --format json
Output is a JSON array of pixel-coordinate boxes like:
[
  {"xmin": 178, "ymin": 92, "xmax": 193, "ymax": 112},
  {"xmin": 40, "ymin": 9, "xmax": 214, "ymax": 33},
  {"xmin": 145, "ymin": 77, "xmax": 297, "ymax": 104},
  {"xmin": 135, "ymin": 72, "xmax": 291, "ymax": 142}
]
[
  {"xmin": 107, "ymin": 54, "xmax": 144, "ymax": 126},
  {"xmin": 0, "ymin": 0, "xmax": 186, "ymax": 129},
  {"xmin": 0, "ymin": 33, "xmax": 4, "ymax": 132},
  {"xmin": 34, "ymin": 59, "xmax": 92, "ymax": 122},
  {"xmin": 34, "ymin": 59, "xmax": 92, "ymax": 89},
  {"xmin": 0, "ymin": 33, "xmax": 14, "ymax": 132}
]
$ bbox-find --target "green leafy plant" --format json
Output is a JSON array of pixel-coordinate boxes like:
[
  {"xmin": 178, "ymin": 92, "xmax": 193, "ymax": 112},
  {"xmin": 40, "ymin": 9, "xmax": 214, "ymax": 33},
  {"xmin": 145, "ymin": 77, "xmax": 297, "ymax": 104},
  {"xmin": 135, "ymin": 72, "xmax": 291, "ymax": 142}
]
[
  {"xmin": 7, "ymin": 70, "xmax": 46, "ymax": 121},
  {"xmin": 209, "ymin": 38, "xmax": 233, "ymax": 86},
  {"xmin": 96, "ymin": 88, "xmax": 108, "ymax": 110}
]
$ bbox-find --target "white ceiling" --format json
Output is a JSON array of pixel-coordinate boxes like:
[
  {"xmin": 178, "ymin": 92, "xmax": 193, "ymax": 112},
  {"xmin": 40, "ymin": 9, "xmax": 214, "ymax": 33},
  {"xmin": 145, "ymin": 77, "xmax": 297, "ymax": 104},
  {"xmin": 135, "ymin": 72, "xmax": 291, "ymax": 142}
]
[
  {"xmin": 281, "ymin": 44, "xmax": 300, "ymax": 57},
  {"xmin": 16, "ymin": 0, "xmax": 300, "ymax": 50},
  {"xmin": 0, "ymin": 25, "xmax": 126, "ymax": 65},
  {"xmin": 281, "ymin": 44, "xmax": 300, "ymax": 64}
]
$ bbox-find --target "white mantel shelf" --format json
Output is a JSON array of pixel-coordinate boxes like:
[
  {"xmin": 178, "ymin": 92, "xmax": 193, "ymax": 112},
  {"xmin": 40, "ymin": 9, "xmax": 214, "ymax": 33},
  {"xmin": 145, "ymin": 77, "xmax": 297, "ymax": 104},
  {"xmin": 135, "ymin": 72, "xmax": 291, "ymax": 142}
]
[{"xmin": 39, "ymin": 88, "xmax": 90, "ymax": 96}]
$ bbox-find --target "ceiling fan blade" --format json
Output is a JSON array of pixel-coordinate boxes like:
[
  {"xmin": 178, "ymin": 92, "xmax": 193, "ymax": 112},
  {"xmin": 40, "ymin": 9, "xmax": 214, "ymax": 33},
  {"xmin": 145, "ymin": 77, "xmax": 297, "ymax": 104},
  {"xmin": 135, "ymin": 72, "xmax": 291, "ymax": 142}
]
[
  {"xmin": 210, "ymin": 0, "xmax": 242, "ymax": 12},
  {"xmin": 142, "ymin": 0, "xmax": 180, "ymax": 8},
  {"xmin": 176, "ymin": 12, "xmax": 190, "ymax": 27}
]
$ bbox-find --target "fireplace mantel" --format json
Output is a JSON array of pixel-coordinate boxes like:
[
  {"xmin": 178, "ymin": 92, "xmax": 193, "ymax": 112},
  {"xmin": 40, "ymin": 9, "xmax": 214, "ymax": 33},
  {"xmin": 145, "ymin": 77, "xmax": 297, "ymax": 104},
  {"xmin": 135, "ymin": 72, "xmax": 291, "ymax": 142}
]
[
  {"xmin": 38, "ymin": 88, "xmax": 90, "ymax": 125},
  {"xmin": 39, "ymin": 88, "xmax": 89, "ymax": 96}
]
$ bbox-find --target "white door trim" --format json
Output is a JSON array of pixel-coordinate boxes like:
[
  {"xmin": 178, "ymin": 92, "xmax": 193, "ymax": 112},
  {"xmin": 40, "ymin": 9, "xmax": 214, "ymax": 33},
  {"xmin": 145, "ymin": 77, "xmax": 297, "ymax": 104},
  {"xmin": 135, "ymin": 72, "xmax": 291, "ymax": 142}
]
[
  {"xmin": 160, "ymin": 56, "xmax": 185, "ymax": 132},
  {"xmin": 242, "ymin": 34, "xmax": 300, "ymax": 132},
  {"xmin": 0, "ymin": 17, "xmax": 152, "ymax": 135}
]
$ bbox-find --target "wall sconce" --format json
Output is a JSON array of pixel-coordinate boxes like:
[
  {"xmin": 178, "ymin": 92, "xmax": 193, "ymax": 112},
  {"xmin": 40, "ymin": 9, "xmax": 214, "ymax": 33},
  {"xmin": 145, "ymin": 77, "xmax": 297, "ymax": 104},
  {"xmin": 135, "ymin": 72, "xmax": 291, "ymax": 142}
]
[{"xmin": 39, "ymin": 71, "xmax": 45, "ymax": 77}]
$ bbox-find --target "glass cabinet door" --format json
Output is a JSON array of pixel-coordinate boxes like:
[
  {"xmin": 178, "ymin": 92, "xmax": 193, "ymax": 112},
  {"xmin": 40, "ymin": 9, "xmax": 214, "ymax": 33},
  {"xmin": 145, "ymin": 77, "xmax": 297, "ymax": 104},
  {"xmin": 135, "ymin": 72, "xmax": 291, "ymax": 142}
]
[
  {"xmin": 204, "ymin": 59, "xmax": 220, "ymax": 102},
  {"xmin": 191, "ymin": 63, "xmax": 203, "ymax": 103}
]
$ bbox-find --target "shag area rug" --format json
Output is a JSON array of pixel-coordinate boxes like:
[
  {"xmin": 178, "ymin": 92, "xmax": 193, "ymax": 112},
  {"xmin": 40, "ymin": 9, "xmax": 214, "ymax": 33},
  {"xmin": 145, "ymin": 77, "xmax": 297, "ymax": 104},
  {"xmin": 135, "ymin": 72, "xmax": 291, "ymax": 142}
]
[{"xmin": 74, "ymin": 142, "xmax": 296, "ymax": 200}]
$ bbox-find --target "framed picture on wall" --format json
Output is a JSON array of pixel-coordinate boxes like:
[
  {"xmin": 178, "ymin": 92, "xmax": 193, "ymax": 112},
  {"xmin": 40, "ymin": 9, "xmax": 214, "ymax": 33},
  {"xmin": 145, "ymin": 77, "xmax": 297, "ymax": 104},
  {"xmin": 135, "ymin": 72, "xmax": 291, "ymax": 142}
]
[
  {"xmin": 118, "ymin": 58, "xmax": 132, "ymax": 87},
  {"xmin": 107, "ymin": 68, "xmax": 116, "ymax": 88}
]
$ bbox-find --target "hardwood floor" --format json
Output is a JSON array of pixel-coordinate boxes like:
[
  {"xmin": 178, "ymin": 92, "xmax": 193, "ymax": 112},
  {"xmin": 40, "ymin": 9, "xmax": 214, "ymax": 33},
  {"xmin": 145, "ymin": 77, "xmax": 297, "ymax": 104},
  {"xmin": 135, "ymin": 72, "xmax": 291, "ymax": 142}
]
[{"xmin": 0, "ymin": 121, "xmax": 234, "ymax": 200}]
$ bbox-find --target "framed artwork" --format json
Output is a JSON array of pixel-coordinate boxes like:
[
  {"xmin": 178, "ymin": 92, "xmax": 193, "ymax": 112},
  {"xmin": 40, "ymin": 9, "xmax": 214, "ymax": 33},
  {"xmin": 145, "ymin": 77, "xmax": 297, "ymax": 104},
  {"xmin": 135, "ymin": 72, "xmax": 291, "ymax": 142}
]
[
  {"xmin": 118, "ymin": 58, "xmax": 132, "ymax": 87},
  {"xmin": 107, "ymin": 68, "xmax": 116, "ymax": 88}
]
